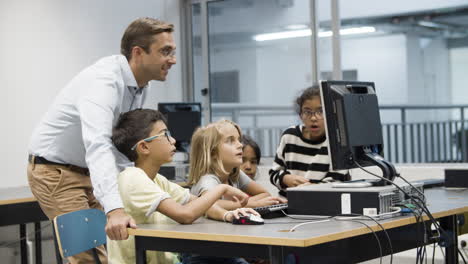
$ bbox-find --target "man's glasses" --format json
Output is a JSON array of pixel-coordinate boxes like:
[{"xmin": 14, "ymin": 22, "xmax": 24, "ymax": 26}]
[
  {"xmin": 301, "ymin": 109, "xmax": 324, "ymax": 120},
  {"xmin": 131, "ymin": 130, "xmax": 172, "ymax": 151},
  {"xmin": 159, "ymin": 47, "xmax": 176, "ymax": 58}
]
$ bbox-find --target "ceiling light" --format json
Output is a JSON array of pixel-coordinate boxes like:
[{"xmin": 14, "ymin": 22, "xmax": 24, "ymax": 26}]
[
  {"xmin": 253, "ymin": 29, "xmax": 311, "ymax": 41},
  {"xmin": 417, "ymin": 21, "xmax": 447, "ymax": 29},
  {"xmin": 285, "ymin": 24, "xmax": 308, "ymax": 30},
  {"xmin": 254, "ymin": 26, "xmax": 376, "ymax": 41}
]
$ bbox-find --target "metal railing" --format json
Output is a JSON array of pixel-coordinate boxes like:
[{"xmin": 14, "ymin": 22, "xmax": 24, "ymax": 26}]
[{"xmin": 212, "ymin": 103, "xmax": 468, "ymax": 163}]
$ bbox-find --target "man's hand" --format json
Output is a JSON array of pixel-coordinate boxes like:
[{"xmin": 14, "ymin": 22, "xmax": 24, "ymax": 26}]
[
  {"xmin": 105, "ymin": 208, "xmax": 137, "ymax": 240},
  {"xmin": 282, "ymin": 174, "xmax": 309, "ymax": 187}
]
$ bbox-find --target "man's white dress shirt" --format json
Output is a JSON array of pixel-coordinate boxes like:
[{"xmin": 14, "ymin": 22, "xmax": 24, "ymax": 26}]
[{"xmin": 29, "ymin": 55, "xmax": 148, "ymax": 213}]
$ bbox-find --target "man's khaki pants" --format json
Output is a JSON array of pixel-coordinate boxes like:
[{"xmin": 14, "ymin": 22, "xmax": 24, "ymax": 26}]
[{"xmin": 27, "ymin": 161, "xmax": 108, "ymax": 264}]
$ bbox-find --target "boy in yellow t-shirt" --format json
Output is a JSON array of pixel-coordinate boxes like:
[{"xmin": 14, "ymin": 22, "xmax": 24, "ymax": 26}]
[{"xmin": 108, "ymin": 109, "xmax": 257, "ymax": 264}]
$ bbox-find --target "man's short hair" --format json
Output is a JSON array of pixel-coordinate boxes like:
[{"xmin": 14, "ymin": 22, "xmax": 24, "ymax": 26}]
[
  {"xmin": 112, "ymin": 108, "xmax": 167, "ymax": 162},
  {"xmin": 121, "ymin": 17, "xmax": 174, "ymax": 61}
]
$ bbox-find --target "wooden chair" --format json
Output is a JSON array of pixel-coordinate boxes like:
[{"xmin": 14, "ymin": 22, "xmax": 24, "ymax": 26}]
[{"xmin": 53, "ymin": 208, "xmax": 106, "ymax": 264}]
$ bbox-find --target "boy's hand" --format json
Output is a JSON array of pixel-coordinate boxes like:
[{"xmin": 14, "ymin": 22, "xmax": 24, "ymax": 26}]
[
  {"xmin": 105, "ymin": 208, "xmax": 137, "ymax": 240},
  {"xmin": 283, "ymin": 174, "xmax": 309, "ymax": 187},
  {"xmin": 223, "ymin": 185, "xmax": 249, "ymax": 207}
]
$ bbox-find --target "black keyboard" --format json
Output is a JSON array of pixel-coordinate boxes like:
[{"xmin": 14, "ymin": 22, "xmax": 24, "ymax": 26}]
[{"xmin": 253, "ymin": 203, "xmax": 288, "ymax": 218}]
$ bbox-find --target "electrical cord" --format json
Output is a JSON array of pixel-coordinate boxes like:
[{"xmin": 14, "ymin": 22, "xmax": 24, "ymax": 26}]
[
  {"xmin": 361, "ymin": 173, "xmax": 441, "ymax": 264},
  {"xmin": 462, "ymin": 245, "xmax": 468, "ymax": 261},
  {"xmin": 336, "ymin": 218, "xmax": 383, "ymax": 264},
  {"xmin": 280, "ymin": 209, "xmax": 334, "ymax": 221},
  {"xmin": 337, "ymin": 213, "xmax": 393, "ymax": 264},
  {"xmin": 354, "ymin": 161, "xmax": 439, "ymax": 233},
  {"xmin": 288, "ymin": 219, "xmax": 332, "ymax": 232},
  {"xmin": 354, "ymin": 161, "xmax": 467, "ymax": 264},
  {"xmin": 287, "ymin": 216, "xmax": 384, "ymax": 264},
  {"xmin": 0, "ymin": 222, "xmax": 52, "ymax": 248}
]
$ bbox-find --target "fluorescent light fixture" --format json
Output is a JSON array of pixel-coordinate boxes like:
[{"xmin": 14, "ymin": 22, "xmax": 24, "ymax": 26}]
[
  {"xmin": 339, "ymin": 26, "xmax": 376, "ymax": 35},
  {"xmin": 417, "ymin": 20, "xmax": 447, "ymax": 29},
  {"xmin": 285, "ymin": 24, "xmax": 308, "ymax": 30},
  {"xmin": 254, "ymin": 26, "xmax": 376, "ymax": 41},
  {"xmin": 254, "ymin": 29, "xmax": 310, "ymax": 41}
]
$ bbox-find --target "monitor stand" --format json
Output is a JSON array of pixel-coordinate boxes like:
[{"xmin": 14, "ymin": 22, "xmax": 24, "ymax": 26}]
[{"xmin": 333, "ymin": 149, "xmax": 397, "ymax": 188}]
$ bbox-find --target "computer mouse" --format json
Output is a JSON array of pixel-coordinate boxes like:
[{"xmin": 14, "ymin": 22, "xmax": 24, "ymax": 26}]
[{"xmin": 232, "ymin": 213, "xmax": 264, "ymax": 225}]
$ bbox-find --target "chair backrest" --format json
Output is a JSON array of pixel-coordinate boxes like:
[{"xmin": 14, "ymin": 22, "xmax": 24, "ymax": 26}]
[{"xmin": 53, "ymin": 208, "xmax": 106, "ymax": 260}]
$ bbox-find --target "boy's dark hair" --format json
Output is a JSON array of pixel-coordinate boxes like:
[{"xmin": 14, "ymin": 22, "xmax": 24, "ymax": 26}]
[
  {"xmin": 121, "ymin": 17, "xmax": 174, "ymax": 61},
  {"xmin": 112, "ymin": 108, "xmax": 167, "ymax": 162},
  {"xmin": 241, "ymin": 135, "xmax": 261, "ymax": 164},
  {"xmin": 295, "ymin": 84, "xmax": 320, "ymax": 115}
]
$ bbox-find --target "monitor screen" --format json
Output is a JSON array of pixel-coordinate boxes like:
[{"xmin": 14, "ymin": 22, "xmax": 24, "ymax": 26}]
[
  {"xmin": 158, "ymin": 102, "xmax": 201, "ymax": 152},
  {"xmin": 320, "ymin": 80, "xmax": 395, "ymax": 185}
]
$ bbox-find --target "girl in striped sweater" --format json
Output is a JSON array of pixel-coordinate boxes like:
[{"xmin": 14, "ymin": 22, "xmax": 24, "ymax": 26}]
[{"xmin": 269, "ymin": 85, "xmax": 350, "ymax": 196}]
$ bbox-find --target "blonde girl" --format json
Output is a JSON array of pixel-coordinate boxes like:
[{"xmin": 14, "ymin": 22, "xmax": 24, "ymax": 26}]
[{"xmin": 188, "ymin": 119, "xmax": 286, "ymax": 210}]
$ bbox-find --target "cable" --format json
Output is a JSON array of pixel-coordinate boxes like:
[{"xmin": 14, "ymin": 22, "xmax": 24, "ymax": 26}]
[
  {"xmin": 459, "ymin": 248, "xmax": 468, "ymax": 263},
  {"xmin": 280, "ymin": 209, "xmax": 334, "ymax": 221},
  {"xmin": 400, "ymin": 203, "xmax": 425, "ymax": 263},
  {"xmin": 461, "ymin": 246, "xmax": 468, "ymax": 261},
  {"xmin": 355, "ymin": 162, "xmax": 467, "ymax": 264},
  {"xmin": 353, "ymin": 161, "xmax": 439, "ymax": 233},
  {"xmin": 288, "ymin": 219, "xmax": 332, "ymax": 232},
  {"xmin": 439, "ymin": 244, "xmax": 446, "ymax": 260},
  {"xmin": 374, "ymin": 207, "xmax": 402, "ymax": 218},
  {"xmin": 396, "ymin": 174, "xmax": 426, "ymax": 200},
  {"xmin": 337, "ymin": 213, "xmax": 393, "ymax": 264},
  {"xmin": 353, "ymin": 161, "xmax": 442, "ymax": 263},
  {"xmin": 0, "ymin": 222, "xmax": 52, "ymax": 248},
  {"xmin": 335, "ymin": 218, "xmax": 383, "ymax": 264}
]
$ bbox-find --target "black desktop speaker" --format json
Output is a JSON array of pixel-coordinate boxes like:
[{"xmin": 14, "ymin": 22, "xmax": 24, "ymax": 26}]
[{"xmin": 445, "ymin": 169, "xmax": 468, "ymax": 188}]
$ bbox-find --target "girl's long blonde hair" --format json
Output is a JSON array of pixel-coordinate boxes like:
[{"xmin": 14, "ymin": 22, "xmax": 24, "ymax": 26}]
[{"xmin": 188, "ymin": 119, "xmax": 243, "ymax": 185}]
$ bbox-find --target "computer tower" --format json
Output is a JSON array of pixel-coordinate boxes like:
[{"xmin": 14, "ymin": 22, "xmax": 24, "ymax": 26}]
[
  {"xmin": 159, "ymin": 163, "xmax": 189, "ymax": 182},
  {"xmin": 445, "ymin": 169, "xmax": 468, "ymax": 188},
  {"xmin": 287, "ymin": 182, "xmax": 424, "ymax": 216}
]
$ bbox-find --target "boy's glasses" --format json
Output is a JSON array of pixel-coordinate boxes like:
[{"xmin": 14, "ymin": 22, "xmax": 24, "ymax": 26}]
[
  {"xmin": 131, "ymin": 130, "xmax": 172, "ymax": 151},
  {"xmin": 301, "ymin": 109, "xmax": 324, "ymax": 120}
]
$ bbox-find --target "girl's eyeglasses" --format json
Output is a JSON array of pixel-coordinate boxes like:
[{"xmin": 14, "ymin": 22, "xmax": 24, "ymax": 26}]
[
  {"xmin": 301, "ymin": 109, "xmax": 324, "ymax": 120},
  {"xmin": 131, "ymin": 130, "xmax": 172, "ymax": 151}
]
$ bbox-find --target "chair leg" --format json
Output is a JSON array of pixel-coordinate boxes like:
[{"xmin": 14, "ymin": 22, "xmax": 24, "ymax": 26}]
[
  {"xmin": 51, "ymin": 221, "xmax": 63, "ymax": 264},
  {"xmin": 92, "ymin": 248, "xmax": 102, "ymax": 264}
]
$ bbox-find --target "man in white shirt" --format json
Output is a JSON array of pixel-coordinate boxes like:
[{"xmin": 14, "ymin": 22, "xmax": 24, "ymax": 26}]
[{"xmin": 27, "ymin": 17, "xmax": 176, "ymax": 263}]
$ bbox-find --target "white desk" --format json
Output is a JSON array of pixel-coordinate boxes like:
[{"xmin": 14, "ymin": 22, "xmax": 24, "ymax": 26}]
[{"xmin": 129, "ymin": 188, "xmax": 468, "ymax": 263}]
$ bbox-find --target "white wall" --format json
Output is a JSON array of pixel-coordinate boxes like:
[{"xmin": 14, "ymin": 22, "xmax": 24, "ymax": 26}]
[
  {"xmin": 256, "ymin": 40, "xmax": 312, "ymax": 106},
  {"xmin": 0, "ymin": 0, "xmax": 183, "ymax": 188},
  {"xmin": 211, "ymin": 46, "xmax": 258, "ymax": 104}
]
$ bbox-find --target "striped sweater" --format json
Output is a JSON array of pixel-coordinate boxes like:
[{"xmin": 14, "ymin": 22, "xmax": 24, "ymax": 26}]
[{"xmin": 269, "ymin": 125, "xmax": 349, "ymax": 193}]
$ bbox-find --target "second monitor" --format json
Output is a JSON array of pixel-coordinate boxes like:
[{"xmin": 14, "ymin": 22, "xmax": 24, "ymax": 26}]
[{"xmin": 158, "ymin": 102, "xmax": 202, "ymax": 153}]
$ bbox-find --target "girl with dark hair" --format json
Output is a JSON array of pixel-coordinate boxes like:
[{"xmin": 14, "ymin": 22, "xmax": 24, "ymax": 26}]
[{"xmin": 269, "ymin": 85, "xmax": 350, "ymax": 196}]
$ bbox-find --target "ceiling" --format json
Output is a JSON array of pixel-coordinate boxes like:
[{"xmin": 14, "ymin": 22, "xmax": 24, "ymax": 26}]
[{"xmin": 325, "ymin": 5, "xmax": 468, "ymax": 39}]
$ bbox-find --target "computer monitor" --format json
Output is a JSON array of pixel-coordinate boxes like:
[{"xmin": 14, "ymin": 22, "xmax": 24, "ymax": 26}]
[
  {"xmin": 319, "ymin": 80, "xmax": 396, "ymax": 186},
  {"xmin": 158, "ymin": 102, "xmax": 202, "ymax": 153}
]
